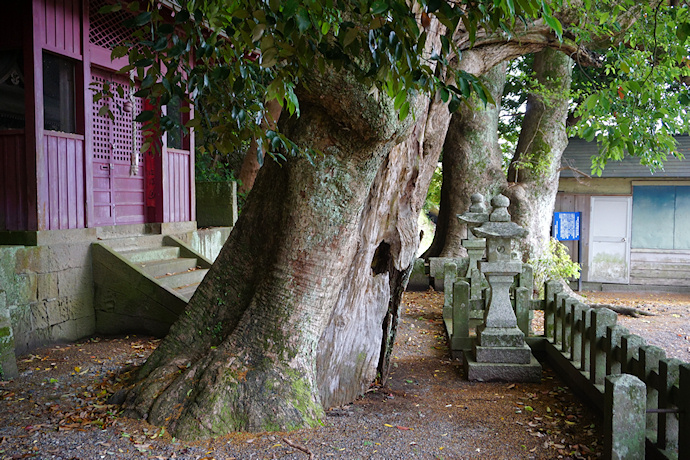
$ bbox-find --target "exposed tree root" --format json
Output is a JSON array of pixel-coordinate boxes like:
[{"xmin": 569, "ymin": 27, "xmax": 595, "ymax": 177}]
[{"xmin": 589, "ymin": 303, "xmax": 655, "ymax": 318}]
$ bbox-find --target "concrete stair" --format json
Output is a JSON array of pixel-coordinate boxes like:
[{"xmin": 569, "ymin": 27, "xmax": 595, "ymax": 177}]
[
  {"xmin": 118, "ymin": 245, "xmax": 209, "ymax": 300},
  {"xmin": 92, "ymin": 235, "xmax": 213, "ymax": 336}
]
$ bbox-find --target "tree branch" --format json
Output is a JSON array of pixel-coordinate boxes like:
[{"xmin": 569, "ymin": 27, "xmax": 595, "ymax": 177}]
[
  {"xmin": 450, "ymin": 20, "xmax": 601, "ymax": 76},
  {"xmin": 557, "ymin": 164, "xmax": 591, "ymax": 179},
  {"xmin": 283, "ymin": 438, "xmax": 315, "ymax": 459}
]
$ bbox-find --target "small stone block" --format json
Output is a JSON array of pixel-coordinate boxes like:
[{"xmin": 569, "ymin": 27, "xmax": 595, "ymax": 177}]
[
  {"xmin": 429, "ymin": 257, "xmax": 468, "ymax": 291},
  {"xmin": 462, "ymin": 239, "xmax": 486, "ymax": 249},
  {"xmin": 477, "ymin": 327, "xmax": 525, "ymax": 347},
  {"xmin": 474, "ymin": 344, "xmax": 532, "ymax": 364},
  {"xmin": 0, "ymin": 293, "xmax": 18, "ymax": 380},
  {"xmin": 464, "ymin": 352, "xmax": 541, "ymax": 383},
  {"xmin": 407, "ymin": 258, "xmax": 429, "ymax": 292}
]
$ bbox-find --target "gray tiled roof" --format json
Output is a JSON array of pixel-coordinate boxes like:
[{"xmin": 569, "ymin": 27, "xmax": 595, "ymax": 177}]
[{"xmin": 560, "ymin": 136, "xmax": 690, "ymax": 178}]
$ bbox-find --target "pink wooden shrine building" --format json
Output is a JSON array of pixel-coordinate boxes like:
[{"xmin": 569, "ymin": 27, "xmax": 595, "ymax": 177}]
[{"xmin": 0, "ymin": 0, "xmax": 195, "ymax": 243}]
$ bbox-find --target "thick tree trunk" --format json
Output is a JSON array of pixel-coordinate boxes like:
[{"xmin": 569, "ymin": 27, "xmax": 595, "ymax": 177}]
[
  {"xmin": 122, "ymin": 71, "xmax": 413, "ymax": 438},
  {"xmin": 505, "ymin": 48, "xmax": 573, "ymax": 261},
  {"xmin": 237, "ymin": 99, "xmax": 282, "ymax": 196},
  {"xmin": 423, "ymin": 64, "xmax": 508, "ymax": 258},
  {"xmin": 317, "ymin": 94, "xmax": 453, "ymax": 407}
]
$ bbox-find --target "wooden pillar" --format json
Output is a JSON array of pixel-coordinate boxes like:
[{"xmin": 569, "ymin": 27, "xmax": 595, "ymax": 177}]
[{"xmin": 25, "ymin": 0, "xmax": 42, "ymax": 231}]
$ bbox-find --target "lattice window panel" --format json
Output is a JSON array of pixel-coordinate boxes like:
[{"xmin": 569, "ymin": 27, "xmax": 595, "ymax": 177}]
[
  {"xmin": 91, "ymin": 73, "xmax": 111, "ymax": 161},
  {"xmin": 91, "ymin": 71, "xmax": 143, "ymax": 164},
  {"xmin": 89, "ymin": 0, "xmax": 142, "ymax": 51}
]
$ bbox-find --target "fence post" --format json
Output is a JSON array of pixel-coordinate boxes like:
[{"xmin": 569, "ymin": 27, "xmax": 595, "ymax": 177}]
[
  {"xmin": 570, "ymin": 302, "xmax": 586, "ymax": 367},
  {"xmin": 451, "ymin": 280, "xmax": 471, "ymax": 352},
  {"xmin": 520, "ymin": 264, "xmax": 533, "ymax": 290},
  {"xmin": 640, "ymin": 346, "xmax": 665, "ymax": 436},
  {"xmin": 520, "ymin": 264, "xmax": 534, "ymax": 333},
  {"xmin": 604, "ymin": 374, "xmax": 646, "ymax": 460},
  {"xmin": 515, "ymin": 287, "xmax": 530, "ymax": 337},
  {"xmin": 678, "ymin": 364, "xmax": 690, "ymax": 458},
  {"xmin": 561, "ymin": 298, "xmax": 576, "ymax": 358},
  {"xmin": 544, "ymin": 281, "xmax": 562, "ymax": 341},
  {"xmin": 621, "ymin": 334, "xmax": 646, "ymax": 376},
  {"xmin": 590, "ymin": 308, "xmax": 617, "ymax": 386},
  {"xmin": 443, "ymin": 263, "xmax": 458, "ymax": 318},
  {"xmin": 555, "ymin": 292, "xmax": 569, "ymax": 349},
  {"xmin": 606, "ymin": 325, "xmax": 630, "ymax": 376},
  {"xmin": 581, "ymin": 308, "xmax": 592, "ymax": 374},
  {"xmin": 470, "ymin": 268, "xmax": 482, "ymax": 300},
  {"xmin": 657, "ymin": 358, "xmax": 681, "ymax": 452}
]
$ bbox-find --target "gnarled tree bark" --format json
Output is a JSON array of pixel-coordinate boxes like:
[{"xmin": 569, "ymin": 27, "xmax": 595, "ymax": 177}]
[
  {"xmin": 122, "ymin": 70, "xmax": 415, "ymax": 438},
  {"xmin": 426, "ymin": 47, "xmax": 574, "ymax": 264},
  {"xmin": 423, "ymin": 64, "xmax": 508, "ymax": 258},
  {"xmin": 505, "ymin": 48, "xmax": 573, "ymax": 261}
]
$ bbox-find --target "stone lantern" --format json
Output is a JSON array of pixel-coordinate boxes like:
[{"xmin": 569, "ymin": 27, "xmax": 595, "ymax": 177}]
[
  {"xmin": 457, "ymin": 193, "xmax": 489, "ymax": 278},
  {"xmin": 464, "ymin": 194, "xmax": 541, "ymax": 382}
]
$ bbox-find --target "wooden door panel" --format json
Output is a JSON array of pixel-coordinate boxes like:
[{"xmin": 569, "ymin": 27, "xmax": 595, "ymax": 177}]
[
  {"xmin": 90, "ymin": 68, "xmax": 145, "ymax": 226},
  {"xmin": 587, "ymin": 196, "xmax": 631, "ymax": 283}
]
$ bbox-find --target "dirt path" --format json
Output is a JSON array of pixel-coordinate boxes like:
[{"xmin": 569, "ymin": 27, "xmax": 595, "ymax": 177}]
[{"xmin": 1, "ymin": 291, "xmax": 604, "ymax": 459}]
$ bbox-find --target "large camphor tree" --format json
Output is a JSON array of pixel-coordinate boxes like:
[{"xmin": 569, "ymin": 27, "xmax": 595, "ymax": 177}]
[
  {"xmin": 424, "ymin": 48, "xmax": 574, "ymax": 263},
  {"xmin": 107, "ymin": 0, "xmax": 690, "ymax": 439},
  {"xmin": 425, "ymin": 0, "xmax": 690, "ymax": 263}
]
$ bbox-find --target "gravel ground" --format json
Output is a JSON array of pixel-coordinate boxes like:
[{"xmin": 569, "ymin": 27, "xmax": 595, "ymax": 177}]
[
  {"xmin": 579, "ymin": 290, "xmax": 690, "ymax": 363},
  {"xmin": 4, "ymin": 289, "xmax": 665, "ymax": 459}
]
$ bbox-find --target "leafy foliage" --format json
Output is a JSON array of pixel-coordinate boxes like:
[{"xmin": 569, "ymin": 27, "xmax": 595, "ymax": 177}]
[
  {"xmin": 529, "ymin": 238, "xmax": 581, "ymax": 297},
  {"xmin": 423, "ymin": 163, "xmax": 442, "ymax": 214},
  {"xmin": 493, "ymin": 1, "xmax": 690, "ymax": 178},
  {"xmin": 498, "ymin": 56, "xmax": 532, "ymax": 163},
  {"xmin": 194, "ymin": 148, "xmax": 239, "ymax": 183},
  {"xmin": 98, "ymin": 0, "xmax": 563, "ymax": 163},
  {"xmin": 567, "ymin": 0, "xmax": 690, "ymax": 175}
]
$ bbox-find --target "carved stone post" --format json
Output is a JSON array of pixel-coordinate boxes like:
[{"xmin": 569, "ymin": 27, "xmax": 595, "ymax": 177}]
[{"xmin": 457, "ymin": 193, "xmax": 489, "ymax": 280}]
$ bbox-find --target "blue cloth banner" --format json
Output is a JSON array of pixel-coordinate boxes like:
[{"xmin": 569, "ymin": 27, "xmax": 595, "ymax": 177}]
[{"xmin": 553, "ymin": 212, "xmax": 580, "ymax": 241}]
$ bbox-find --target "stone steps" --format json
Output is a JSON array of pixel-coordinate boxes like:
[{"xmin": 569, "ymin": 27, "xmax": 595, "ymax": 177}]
[
  {"xmin": 92, "ymin": 236, "xmax": 213, "ymax": 336},
  {"xmin": 117, "ymin": 243, "xmax": 209, "ymax": 298},
  {"xmin": 138, "ymin": 257, "xmax": 198, "ymax": 278}
]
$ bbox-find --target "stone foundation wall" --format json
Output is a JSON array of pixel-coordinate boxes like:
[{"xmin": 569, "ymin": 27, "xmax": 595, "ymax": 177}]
[
  {"xmin": 0, "ymin": 242, "xmax": 96, "ymax": 355},
  {"xmin": 0, "ymin": 290, "xmax": 18, "ymax": 378},
  {"xmin": 0, "ymin": 225, "xmax": 232, "ymax": 365},
  {"xmin": 196, "ymin": 182, "xmax": 238, "ymax": 228}
]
